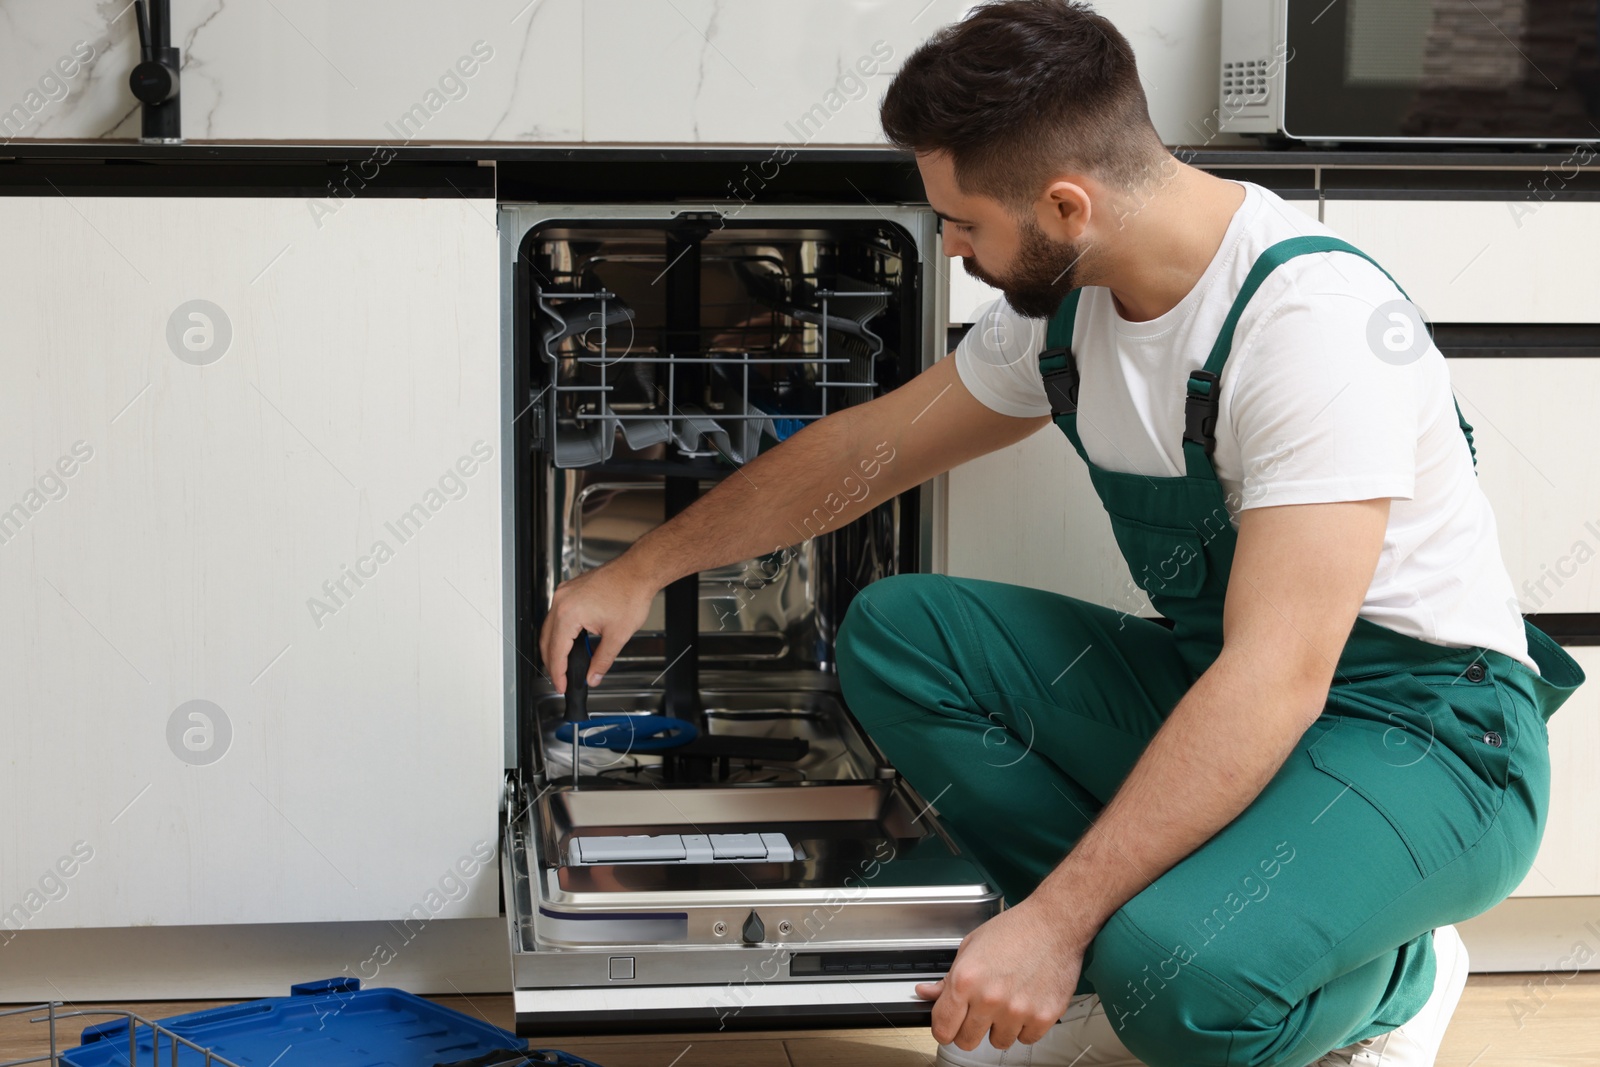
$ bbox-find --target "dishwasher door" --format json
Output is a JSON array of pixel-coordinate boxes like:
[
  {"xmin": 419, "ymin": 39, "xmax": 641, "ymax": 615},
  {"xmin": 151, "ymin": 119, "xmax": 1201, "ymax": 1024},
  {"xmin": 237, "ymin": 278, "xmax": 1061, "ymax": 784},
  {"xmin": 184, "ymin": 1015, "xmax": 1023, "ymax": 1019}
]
[{"xmin": 501, "ymin": 693, "xmax": 1003, "ymax": 1034}]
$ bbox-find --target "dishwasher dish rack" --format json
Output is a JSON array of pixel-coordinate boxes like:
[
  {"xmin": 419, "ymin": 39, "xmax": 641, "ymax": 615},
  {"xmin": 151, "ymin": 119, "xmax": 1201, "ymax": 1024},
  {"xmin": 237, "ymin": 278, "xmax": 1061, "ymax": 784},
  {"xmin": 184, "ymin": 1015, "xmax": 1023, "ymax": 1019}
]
[
  {"xmin": 2, "ymin": 978, "xmax": 597, "ymax": 1067},
  {"xmin": 533, "ymin": 264, "xmax": 891, "ymax": 468},
  {"xmin": 3, "ymin": 1002, "xmax": 244, "ymax": 1067}
]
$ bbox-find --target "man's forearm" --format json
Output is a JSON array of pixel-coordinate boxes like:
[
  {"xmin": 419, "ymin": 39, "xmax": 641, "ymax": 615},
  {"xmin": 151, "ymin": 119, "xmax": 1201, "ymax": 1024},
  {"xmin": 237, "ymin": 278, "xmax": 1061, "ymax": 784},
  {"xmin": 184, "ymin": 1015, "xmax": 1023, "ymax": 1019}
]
[
  {"xmin": 616, "ymin": 406, "xmax": 898, "ymax": 589},
  {"xmin": 1029, "ymin": 652, "xmax": 1327, "ymax": 946}
]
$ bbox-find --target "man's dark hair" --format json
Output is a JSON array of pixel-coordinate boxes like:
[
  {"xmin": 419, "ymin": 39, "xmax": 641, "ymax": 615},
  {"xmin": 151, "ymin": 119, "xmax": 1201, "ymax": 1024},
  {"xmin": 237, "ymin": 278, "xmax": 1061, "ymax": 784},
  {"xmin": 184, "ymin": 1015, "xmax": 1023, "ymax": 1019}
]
[{"xmin": 880, "ymin": 0, "xmax": 1166, "ymax": 209}]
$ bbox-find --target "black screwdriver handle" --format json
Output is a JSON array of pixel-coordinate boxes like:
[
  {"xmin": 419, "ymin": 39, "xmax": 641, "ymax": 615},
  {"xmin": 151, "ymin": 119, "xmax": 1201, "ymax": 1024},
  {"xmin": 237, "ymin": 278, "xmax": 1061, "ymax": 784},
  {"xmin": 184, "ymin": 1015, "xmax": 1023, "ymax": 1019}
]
[{"xmin": 566, "ymin": 629, "xmax": 592, "ymax": 722}]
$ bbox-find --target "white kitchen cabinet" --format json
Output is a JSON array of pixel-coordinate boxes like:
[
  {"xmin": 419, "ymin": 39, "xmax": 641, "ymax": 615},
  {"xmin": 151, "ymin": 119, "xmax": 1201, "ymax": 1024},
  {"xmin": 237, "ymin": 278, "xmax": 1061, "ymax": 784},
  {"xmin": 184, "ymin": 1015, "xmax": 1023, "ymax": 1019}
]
[
  {"xmin": 945, "ymin": 423, "xmax": 1147, "ymax": 613},
  {"xmin": 0, "ymin": 196, "xmax": 504, "ymax": 928},
  {"xmin": 1509, "ymin": 644, "xmax": 1600, "ymax": 898},
  {"xmin": 949, "ymin": 266, "xmax": 1004, "ymax": 325},
  {"xmin": 1322, "ymin": 198, "xmax": 1600, "ymax": 323},
  {"xmin": 1447, "ymin": 358, "xmax": 1600, "ymax": 615}
]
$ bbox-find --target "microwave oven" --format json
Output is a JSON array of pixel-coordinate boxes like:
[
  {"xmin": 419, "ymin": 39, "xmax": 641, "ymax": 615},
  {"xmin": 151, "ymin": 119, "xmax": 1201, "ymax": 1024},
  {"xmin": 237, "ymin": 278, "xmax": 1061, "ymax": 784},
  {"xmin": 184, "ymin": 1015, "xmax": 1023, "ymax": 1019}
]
[{"xmin": 1218, "ymin": 0, "xmax": 1600, "ymax": 144}]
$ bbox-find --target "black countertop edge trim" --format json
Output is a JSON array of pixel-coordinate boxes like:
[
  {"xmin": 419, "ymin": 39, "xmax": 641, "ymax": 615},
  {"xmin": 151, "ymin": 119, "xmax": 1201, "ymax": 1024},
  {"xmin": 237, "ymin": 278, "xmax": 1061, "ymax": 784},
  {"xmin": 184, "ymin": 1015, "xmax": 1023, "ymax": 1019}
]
[
  {"xmin": 7, "ymin": 146, "xmax": 1600, "ymax": 201},
  {"xmin": 1525, "ymin": 614, "xmax": 1600, "ymax": 645},
  {"xmin": 15, "ymin": 179, "xmax": 1598, "ymax": 201},
  {"xmin": 3, "ymin": 140, "xmax": 1600, "ymax": 169},
  {"xmin": 1433, "ymin": 324, "xmax": 1600, "ymax": 355},
  {"xmin": 1192, "ymin": 151, "xmax": 1600, "ymax": 169},
  {"xmin": 0, "ymin": 142, "xmax": 913, "ymax": 164},
  {"xmin": 0, "ymin": 160, "xmax": 497, "ymax": 198}
]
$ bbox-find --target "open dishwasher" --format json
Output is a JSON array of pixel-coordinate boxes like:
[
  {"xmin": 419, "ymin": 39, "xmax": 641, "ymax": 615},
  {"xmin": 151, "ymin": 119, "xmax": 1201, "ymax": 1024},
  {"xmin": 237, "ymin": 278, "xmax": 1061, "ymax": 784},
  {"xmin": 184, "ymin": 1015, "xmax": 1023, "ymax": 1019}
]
[{"xmin": 498, "ymin": 202, "xmax": 1003, "ymax": 1035}]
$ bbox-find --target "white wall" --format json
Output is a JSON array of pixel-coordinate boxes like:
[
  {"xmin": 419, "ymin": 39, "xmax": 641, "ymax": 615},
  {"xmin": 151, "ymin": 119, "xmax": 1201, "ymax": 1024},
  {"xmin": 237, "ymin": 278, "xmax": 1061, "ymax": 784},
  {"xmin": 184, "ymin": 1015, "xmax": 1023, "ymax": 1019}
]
[{"xmin": 0, "ymin": 0, "xmax": 1245, "ymax": 148}]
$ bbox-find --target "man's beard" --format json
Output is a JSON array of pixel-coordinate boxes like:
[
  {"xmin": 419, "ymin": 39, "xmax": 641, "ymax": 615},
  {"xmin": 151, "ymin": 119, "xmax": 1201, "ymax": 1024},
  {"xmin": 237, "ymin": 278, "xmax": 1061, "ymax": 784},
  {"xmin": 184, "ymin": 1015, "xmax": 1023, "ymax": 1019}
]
[{"xmin": 962, "ymin": 217, "xmax": 1089, "ymax": 319}]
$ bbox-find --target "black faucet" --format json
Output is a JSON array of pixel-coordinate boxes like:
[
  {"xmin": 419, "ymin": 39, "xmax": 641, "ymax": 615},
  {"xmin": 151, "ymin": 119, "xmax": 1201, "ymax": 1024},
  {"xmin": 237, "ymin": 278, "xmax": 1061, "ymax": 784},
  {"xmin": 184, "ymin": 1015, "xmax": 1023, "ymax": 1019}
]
[{"xmin": 130, "ymin": 0, "xmax": 181, "ymax": 142}]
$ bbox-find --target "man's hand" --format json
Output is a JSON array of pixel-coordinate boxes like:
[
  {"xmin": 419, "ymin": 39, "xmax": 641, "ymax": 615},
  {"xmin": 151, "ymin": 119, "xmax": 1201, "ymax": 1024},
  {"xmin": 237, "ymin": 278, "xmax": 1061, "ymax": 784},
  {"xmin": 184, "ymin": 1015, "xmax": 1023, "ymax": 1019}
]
[
  {"xmin": 914, "ymin": 899, "xmax": 1090, "ymax": 1051},
  {"xmin": 540, "ymin": 556, "xmax": 658, "ymax": 693}
]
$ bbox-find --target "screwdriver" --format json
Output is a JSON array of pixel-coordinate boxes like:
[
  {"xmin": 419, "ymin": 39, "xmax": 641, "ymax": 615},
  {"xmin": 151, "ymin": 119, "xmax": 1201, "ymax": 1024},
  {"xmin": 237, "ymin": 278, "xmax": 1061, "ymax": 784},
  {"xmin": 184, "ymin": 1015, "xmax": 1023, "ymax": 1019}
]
[{"xmin": 567, "ymin": 629, "xmax": 593, "ymax": 791}]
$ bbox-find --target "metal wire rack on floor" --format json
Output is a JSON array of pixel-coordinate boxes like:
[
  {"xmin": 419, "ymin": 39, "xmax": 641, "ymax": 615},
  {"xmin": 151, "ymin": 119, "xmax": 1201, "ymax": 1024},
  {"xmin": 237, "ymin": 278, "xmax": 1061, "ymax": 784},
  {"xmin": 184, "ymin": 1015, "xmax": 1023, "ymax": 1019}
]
[{"xmin": 3, "ymin": 1003, "xmax": 245, "ymax": 1067}]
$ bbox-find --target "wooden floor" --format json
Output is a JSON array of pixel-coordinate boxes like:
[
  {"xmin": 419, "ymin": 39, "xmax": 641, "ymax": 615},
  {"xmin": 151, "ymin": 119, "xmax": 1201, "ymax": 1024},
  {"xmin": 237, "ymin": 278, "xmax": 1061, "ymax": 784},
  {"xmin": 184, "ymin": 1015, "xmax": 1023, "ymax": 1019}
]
[{"xmin": 2, "ymin": 974, "xmax": 1597, "ymax": 1065}]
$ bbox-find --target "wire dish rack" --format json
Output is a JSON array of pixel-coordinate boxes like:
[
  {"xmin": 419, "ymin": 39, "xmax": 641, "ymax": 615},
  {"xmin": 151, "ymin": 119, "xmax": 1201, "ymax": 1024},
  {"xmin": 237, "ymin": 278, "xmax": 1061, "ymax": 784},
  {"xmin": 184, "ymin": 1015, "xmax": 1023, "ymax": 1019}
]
[
  {"xmin": 533, "ymin": 260, "xmax": 890, "ymax": 469},
  {"xmin": 3, "ymin": 1003, "xmax": 245, "ymax": 1067},
  {"xmin": 4, "ymin": 980, "xmax": 545, "ymax": 1067}
]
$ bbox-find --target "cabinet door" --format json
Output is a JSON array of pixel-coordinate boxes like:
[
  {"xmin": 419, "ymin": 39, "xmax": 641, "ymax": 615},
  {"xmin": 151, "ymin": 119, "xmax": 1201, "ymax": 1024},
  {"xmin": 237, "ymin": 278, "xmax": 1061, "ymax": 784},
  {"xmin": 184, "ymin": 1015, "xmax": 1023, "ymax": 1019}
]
[
  {"xmin": 0, "ymin": 197, "xmax": 504, "ymax": 927},
  {"xmin": 1510, "ymin": 646, "xmax": 1600, "ymax": 897},
  {"xmin": 1322, "ymin": 199, "xmax": 1600, "ymax": 323},
  {"xmin": 949, "ymin": 267, "xmax": 1004, "ymax": 325},
  {"xmin": 1447, "ymin": 358, "xmax": 1600, "ymax": 614},
  {"xmin": 948, "ymin": 361, "xmax": 1600, "ymax": 614},
  {"xmin": 946, "ymin": 426, "xmax": 1148, "ymax": 614}
]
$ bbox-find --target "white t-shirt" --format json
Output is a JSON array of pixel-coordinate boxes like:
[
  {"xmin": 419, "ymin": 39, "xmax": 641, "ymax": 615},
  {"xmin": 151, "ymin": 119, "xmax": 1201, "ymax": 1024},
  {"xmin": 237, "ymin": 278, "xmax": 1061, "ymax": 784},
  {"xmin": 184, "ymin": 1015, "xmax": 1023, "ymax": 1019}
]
[{"xmin": 954, "ymin": 179, "xmax": 1536, "ymax": 672}]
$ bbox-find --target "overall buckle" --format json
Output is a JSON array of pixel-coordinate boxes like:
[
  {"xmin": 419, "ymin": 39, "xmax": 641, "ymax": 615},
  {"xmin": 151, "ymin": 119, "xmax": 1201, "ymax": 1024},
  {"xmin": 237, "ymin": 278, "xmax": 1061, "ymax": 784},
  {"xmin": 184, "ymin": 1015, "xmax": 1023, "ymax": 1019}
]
[
  {"xmin": 1039, "ymin": 347, "xmax": 1080, "ymax": 416},
  {"xmin": 1183, "ymin": 370, "xmax": 1220, "ymax": 456}
]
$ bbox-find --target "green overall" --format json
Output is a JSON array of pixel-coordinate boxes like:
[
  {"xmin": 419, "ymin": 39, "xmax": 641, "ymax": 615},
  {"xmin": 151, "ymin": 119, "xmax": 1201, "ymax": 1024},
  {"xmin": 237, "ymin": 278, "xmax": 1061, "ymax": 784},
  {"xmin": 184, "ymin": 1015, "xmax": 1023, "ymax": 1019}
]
[{"xmin": 835, "ymin": 236, "xmax": 1585, "ymax": 1066}]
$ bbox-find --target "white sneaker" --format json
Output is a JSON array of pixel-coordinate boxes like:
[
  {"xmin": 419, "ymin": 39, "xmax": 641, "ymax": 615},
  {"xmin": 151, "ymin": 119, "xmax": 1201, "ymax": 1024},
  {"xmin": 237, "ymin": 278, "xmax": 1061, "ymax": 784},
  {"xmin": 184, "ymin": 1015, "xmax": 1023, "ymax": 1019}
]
[
  {"xmin": 934, "ymin": 992, "xmax": 1145, "ymax": 1066},
  {"xmin": 1313, "ymin": 924, "xmax": 1470, "ymax": 1066}
]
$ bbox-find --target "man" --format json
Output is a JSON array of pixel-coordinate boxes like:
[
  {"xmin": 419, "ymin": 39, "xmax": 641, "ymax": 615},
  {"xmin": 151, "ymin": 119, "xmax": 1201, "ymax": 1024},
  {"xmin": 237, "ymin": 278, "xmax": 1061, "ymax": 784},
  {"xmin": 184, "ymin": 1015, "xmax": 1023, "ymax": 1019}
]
[{"xmin": 540, "ymin": 2, "xmax": 1583, "ymax": 1065}]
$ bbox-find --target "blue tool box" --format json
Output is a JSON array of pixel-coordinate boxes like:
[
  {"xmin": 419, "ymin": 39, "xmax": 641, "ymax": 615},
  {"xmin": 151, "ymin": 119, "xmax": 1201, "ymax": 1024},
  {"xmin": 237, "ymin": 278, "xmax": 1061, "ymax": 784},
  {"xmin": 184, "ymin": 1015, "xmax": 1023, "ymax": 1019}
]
[{"xmin": 60, "ymin": 978, "xmax": 601, "ymax": 1067}]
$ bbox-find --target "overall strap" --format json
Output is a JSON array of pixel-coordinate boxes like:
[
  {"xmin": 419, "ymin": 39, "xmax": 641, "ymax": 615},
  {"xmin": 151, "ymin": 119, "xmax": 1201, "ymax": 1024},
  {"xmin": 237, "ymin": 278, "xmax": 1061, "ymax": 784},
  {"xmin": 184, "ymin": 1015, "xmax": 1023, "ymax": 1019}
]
[
  {"xmin": 1035, "ymin": 238, "xmax": 1478, "ymax": 479},
  {"xmin": 1180, "ymin": 235, "xmax": 1478, "ymax": 478},
  {"xmin": 1039, "ymin": 288, "xmax": 1089, "ymax": 458}
]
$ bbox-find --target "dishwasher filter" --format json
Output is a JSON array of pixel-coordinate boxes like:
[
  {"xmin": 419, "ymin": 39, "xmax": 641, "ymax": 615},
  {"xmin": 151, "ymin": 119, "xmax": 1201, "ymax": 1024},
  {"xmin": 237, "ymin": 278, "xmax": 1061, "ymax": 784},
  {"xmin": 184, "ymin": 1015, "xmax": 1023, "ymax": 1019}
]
[{"xmin": 500, "ymin": 201, "xmax": 1003, "ymax": 1035}]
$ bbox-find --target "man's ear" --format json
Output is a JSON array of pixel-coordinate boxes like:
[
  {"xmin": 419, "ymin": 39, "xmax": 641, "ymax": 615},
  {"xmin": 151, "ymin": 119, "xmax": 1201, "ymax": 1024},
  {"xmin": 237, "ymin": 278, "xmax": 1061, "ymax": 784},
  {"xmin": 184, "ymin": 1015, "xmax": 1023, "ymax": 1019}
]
[{"xmin": 1038, "ymin": 179, "xmax": 1092, "ymax": 241}]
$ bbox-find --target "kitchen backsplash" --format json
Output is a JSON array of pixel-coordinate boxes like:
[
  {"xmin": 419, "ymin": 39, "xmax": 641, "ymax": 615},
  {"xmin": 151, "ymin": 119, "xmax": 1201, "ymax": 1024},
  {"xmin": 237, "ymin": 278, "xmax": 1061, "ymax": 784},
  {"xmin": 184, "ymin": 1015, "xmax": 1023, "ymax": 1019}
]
[{"xmin": 0, "ymin": 0, "xmax": 1243, "ymax": 147}]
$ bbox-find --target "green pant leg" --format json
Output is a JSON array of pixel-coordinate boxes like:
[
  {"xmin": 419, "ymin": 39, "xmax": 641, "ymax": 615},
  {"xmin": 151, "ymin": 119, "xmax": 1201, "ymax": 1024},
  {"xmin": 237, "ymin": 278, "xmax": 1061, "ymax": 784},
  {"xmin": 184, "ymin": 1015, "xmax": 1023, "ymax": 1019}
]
[
  {"xmin": 834, "ymin": 572, "xmax": 1192, "ymax": 923},
  {"xmin": 1083, "ymin": 670, "xmax": 1549, "ymax": 1067}
]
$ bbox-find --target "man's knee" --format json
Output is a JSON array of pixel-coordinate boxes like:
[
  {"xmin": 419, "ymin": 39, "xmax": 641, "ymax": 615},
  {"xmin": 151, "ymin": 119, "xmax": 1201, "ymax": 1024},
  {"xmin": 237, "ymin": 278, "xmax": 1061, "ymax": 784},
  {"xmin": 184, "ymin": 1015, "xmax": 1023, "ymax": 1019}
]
[
  {"xmin": 1085, "ymin": 909, "xmax": 1258, "ymax": 1067},
  {"xmin": 836, "ymin": 574, "xmax": 952, "ymax": 728},
  {"xmin": 836, "ymin": 573, "xmax": 940, "ymax": 665}
]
